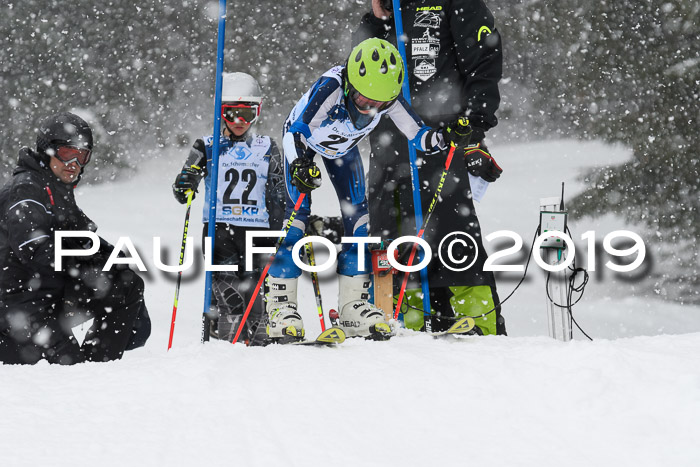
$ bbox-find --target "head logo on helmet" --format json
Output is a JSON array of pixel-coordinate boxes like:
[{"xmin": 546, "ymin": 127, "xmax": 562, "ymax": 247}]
[{"xmin": 345, "ymin": 38, "xmax": 404, "ymax": 103}]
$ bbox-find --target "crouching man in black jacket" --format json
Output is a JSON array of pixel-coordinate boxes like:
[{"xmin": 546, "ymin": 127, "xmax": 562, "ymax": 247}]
[{"xmin": 0, "ymin": 112, "xmax": 150, "ymax": 365}]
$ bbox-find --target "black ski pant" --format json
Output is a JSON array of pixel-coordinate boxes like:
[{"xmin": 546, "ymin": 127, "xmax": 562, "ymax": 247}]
[
  {"xmin": 204, "ymin": 223, "xmax": 269, "ymax": 344},
  {"xmin": 0, "ymin": 269, "xmax": 150, "ymax": 365}
]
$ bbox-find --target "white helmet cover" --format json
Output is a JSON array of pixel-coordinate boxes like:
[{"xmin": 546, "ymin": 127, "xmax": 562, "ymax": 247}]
[{"xmin": 221, "ymin": 72, "xmax": 262, "ymax": 105}]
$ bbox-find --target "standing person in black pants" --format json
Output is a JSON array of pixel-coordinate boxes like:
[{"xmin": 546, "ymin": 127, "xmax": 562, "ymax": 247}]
[{"xmin": 353, "ymin": 0, "xmax": 507, "ymax": 335}]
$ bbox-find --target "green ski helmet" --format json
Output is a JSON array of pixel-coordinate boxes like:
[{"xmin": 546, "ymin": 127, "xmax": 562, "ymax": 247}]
[{"xmin": 345, "ymin": 38, "xmax": 404, "ymax": 103}]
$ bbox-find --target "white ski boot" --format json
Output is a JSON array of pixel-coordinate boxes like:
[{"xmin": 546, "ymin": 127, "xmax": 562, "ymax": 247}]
[
  {"xmin": 265, "ymin": 276, "xmax": 305, "ymax": 339},
  {"xmin": 336, "ymin": 274, "xmax": 391, "ymax": 339}
]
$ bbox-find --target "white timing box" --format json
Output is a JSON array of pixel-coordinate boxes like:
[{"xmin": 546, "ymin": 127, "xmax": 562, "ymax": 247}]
[{"xmin": 539, "ymin": 211, "xmax": 568, "ymax": 249}]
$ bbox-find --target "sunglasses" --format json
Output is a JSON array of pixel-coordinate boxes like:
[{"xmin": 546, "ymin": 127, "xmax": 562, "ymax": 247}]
[
  {"xmin": 348, "ymin": 86, "xmax": 393, "ymax": 112},
  {"xmin": 222, "ymin": 103, "xmax": 260, "ymax": 125},
  {"xmin": 55, "ymin": 146, "xmax": 91, "ymax": 167}
]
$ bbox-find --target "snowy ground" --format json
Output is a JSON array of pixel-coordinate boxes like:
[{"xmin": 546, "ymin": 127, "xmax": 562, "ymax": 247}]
[{"xmin": 2, "ymin": 140, "xmax": 700, "ymax": 466}]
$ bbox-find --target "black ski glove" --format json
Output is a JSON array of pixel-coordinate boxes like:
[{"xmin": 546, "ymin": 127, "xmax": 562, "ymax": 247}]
[
  {"xmin": 442, "ymin": 118, "xmax": 472, "ymax": 150},
  {"xmin": 172, "ymin": 166, "xmax": 202, "ymax": 204},
  {"xmin": 290, "ymin": 157, "xmax": 322, "ymax": 193},
  {"xmin": 464, "ymin": 142, "xmax": 503, "ymax": 182}
]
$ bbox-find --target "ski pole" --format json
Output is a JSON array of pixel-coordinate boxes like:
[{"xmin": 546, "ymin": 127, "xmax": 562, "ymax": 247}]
[
  {"xmin": 305, "ymin": 240, "xmax": 326, "ymax": 332},
  {"xmin": 394, "ymin": 139, "xmax": 460, "ymax": 327},
  {"xmin": 168, "ymin": 189, "xmax": 194, "ymax": 350},
  {"xmin": 231, "ymin": 192, "xmax": 307, "ymax": 344}
]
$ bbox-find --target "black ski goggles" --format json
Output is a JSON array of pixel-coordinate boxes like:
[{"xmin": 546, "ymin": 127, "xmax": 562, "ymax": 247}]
[
  {"xmin": 347, "ymin": 84, "xmax": 393, "ymax": 113},
  {"xmin": 222, "ymin": 103, "xmax": 260, "ymax": 125},
  {"xmin": 55, "ymin": 145, "xmax": 92, "ymax": 167}
]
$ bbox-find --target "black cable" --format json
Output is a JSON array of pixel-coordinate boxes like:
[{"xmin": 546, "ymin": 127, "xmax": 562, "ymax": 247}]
[
  {"xmin": 394, "ymin": 223, "xmax": 594, "ymax": 341},
  {"xmin": 565, "ymin": 226, "xmax": 592, "ymax": 340},
  {"xmin": 394, "ymin": 225, "xmax": 541, "ymax": 322},
  {"xmin": 544, "ymin": 226, "xmax": 592, "ymax": 340}
]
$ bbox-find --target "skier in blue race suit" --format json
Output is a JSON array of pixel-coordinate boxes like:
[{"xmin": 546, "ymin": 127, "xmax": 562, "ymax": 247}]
[{"xmin": 265, "ymin": 38, "xmax": 472, "ymax": 340}]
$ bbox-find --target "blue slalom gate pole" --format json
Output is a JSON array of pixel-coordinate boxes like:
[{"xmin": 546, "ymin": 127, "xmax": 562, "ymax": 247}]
[
  {"xmin": 391, "ymin": 0, "xmax": 432, "ymax": 329},
  {"xmin": 201, "ymin": 0, "xmax": 227, "ymax": 343}
]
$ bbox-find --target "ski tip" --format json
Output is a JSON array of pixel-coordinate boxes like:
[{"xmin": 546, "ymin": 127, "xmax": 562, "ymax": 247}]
[
  {"xmin": 317, "ymin": 327, "xmax": 346, "ymax": 344},
  {"xmin": 446, "ymin": 316, "xmax": 477, "ymax": 335},
  {"xmin": 287, "ymin": 327, "xmax": 346, "ymax": 346}
]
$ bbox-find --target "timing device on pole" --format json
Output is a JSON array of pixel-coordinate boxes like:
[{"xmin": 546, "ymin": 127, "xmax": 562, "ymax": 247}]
[{"xmin": 540, "ymin": 184, "xmax": 571, "ymax": 341}]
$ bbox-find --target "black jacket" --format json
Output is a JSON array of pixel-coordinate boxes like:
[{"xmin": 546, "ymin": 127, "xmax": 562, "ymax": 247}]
[
  {"xmin": 0, "ymin": 148, "xmax": 150, "ymax": 364},
  {"xmin": 353, "ymin": 1, "xmax": 502, "ymax": 289},
  {"xmin": 0, "ymin": 148, "xmax": 96, "ymax": 316},
  {"xmin": 353, "ymin": 0, "xmax": 502, "ymax": 136}
]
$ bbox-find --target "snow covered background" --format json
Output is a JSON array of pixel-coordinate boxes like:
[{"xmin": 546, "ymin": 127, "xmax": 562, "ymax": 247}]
[{"xmin": 2, "ymin": 139, "xmax": 699, "ymax": 466}]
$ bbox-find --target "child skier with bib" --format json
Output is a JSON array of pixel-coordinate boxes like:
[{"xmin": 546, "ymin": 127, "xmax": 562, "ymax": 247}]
[
  {"xmin": 172, "ymin": 72, "xmax": 285, "ymax": 345},
  {"xmin": 266, "ymin": 38, "xmax": 472, "ymax": 341}
]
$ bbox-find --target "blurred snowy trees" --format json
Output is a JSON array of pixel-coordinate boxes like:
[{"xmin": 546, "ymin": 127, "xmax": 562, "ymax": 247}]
[
  {"xmin": 496, "ymin": 0, "xmax": 698, "ymax": 302},
  {"xmin": 0, "ymin": 0, "xmax": 360, "ymax": 181},
  {"xmin": 1, "ymin": 1, "xmax": 217, "ymax": 179},
  {"xmin": 497, "ymin": 1, "xmax": 699, "ymax": 238}
]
